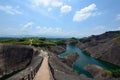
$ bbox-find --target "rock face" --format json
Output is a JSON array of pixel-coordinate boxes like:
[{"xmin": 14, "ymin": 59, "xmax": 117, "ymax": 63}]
[
  {"xmin": 48, "ymin": 45, "xmax": 93, "ymax": 80},
  {"xmin": 77, "ymin": 31, "xmax": 120, "ymax": 66},
  {"xmin": 61, "ymin": 53, "xmax": 79, "ymax": 67},
  {"xmin": 79, "ymin": 74, "xmax": 92, "ymax": 80},
  {"xmin": 7, "ymin": 55, "xmax": 43, "ymax": 80},
  {"xmin": 85, "ymin": 64, "xmax": 104, "ymax": 78},
  {"xmin": 0, "ymin": 44, "xmax": 33, "ymax": 78},
  {"xmin": 48, "ymin": 52, "xmax": 81, "ymax": 80},
  {"xmin": 48, "ymin": 45, "xmax": 66, "ymax": 55},
  {"xmin": 85, "ymin": 64, "xmax": 120, "ymax": 80}
]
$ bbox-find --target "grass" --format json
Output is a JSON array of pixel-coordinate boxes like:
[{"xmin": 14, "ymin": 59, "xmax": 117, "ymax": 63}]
[
  {"xmin": 113, "ymin": 37, "xmax": 120, "ymax": 41},
  {"xmin": 102, "ymin": 69, "xmax": 120, "ymax": 78},
  {"xmin": 102, "ymin": 70, "xmax": 112, "ymax": 77},
  {"xmin": 79, "ymin": 37, "xmax": 91, "ymax": 43},
  {"xmin": 0, "ymin": 37, "xmax": 67, "ymax": 47}
]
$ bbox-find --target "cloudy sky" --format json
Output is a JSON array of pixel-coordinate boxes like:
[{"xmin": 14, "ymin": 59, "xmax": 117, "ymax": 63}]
[{"xmin": 0, "ymin": 0, "xmax": 120, "ymax": 38}]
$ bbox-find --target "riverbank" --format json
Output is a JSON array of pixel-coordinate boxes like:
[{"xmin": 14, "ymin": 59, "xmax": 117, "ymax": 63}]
[
  {"xmin": 77, "ymin": 31, "xmax": 120, "ymax": 67},
  {"xmin": 59, "ymin": 44, "xmax": 120, "ymax": 79}
]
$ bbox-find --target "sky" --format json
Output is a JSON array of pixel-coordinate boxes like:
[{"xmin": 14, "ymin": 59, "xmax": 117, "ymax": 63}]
[{"xmin": 0, "ymin": 0, "xmax": 120, "ymax": 38}]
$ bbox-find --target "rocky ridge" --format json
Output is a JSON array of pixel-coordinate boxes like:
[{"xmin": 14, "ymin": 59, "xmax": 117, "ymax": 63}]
[
  {"xmin": 85, "ymin": 64, "xmax": 120, "ymax": 80},
  {"xmin": 77, "ymin": 31, "xmax": 120, "ymax": 66},
  {"xmin": 47, "ymin": 44, "xmax": 91, "ymax": 80},
  {"xmin": 48, "ymin": 52, "xmax": 83, "ymax": 80},
  {"xmin": 47, "ymin": 45, "xmax": 66, "ymax": 55}
]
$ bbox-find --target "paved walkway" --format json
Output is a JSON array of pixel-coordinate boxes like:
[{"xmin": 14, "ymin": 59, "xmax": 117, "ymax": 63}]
[{"xmin": 34, "ymin": 50, "xmax": 51, "ymax": 80}]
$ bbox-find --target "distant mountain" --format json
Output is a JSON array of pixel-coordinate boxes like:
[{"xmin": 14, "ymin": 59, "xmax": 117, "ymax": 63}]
[{"xmin": 0, "ymin": 34, "xmax": 70, "ymax": 38}]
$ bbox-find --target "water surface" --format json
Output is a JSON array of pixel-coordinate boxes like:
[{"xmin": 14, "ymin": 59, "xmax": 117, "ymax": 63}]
[{"xmin": 59, "ymin": 44, "xmax": 120, "ymax": 78}]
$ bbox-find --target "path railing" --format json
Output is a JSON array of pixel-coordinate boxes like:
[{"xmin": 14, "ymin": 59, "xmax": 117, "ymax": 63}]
[
  {"xmin": 7, "ymin": 56, "xmax": 43, "ymax": 80},
  {"xmin": 7, "ymin": 50, "xmax": 55, "ymax": 80}
]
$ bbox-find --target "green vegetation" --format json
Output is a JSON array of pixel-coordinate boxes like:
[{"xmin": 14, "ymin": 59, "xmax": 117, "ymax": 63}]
[
  {"xmin": 111, "ymin": 69, "xmax": 120, "ymax": 78},
  {"xmin": 74, "ymin": 52, "xmax": 79, "ymax": 57},
  {"xmin": 113, "ymin": 36, "xmax": 120, "ymax": 41},
  {"xmin": 102, "ymin": 70, "xmax": 112, "ymax": 77},
  {"xmin": 0, "ymin": 37, "xmax": 66, "ymax": 47},
  {"xmin": 31, "ymin": 37, "xmax": 57, "ymax": 47},
  {"xmin": 79, "ymin": 37, "xmax": 91, "ymax": 43},
  {"xmin": 39, "ymin": 37, "xmax": 46, "ymax": 41},
  {"xmin": 55, "ymin": 40, "xmax": 66, "ymax": 45},
  {"xmin": 0, "ymin": 38, "xmax": 30, "ymax": 45},
  {"xmin": 67, "ymin": 37, "xmax": 78, "ymax": 44},
  {"xmin": 102, "ymin": 69, "xmax": 120, "ymax": 78},
  {"xmin": 69, "ymin": 37, "xmax": 78, "ymax": 41},
  {"xmin": 0, "ymin": 38, "xmax": 15, "ymax": 43},
  {"xmin": 73, "ymin": 70, "xmax": 79, "ymax": 74},
  {"xmin": 106, "ymin": 31, "xmax": 120, "ymax": 34}
]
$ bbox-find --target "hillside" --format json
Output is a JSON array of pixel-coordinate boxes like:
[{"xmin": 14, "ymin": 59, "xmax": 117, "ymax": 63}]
[{"xmin": 77, "ymin": 31, "xmax": 120, "ymax": 66}]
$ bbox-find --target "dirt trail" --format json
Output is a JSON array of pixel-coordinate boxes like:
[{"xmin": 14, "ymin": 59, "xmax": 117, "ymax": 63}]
[{"xmin": 34, "ymin": 50, "xmax": 51, "ymax": 80}]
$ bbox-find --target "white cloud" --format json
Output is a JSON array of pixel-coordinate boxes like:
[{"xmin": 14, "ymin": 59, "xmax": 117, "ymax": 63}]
[
  {"xmin": 0, "ymin": 5, "xmax": 22, "ymax": 15},
  {"xmin": 0, "ymin": 25, "xmax": 87, "ymax": 38},
  {"xmin": 32, "ymin": 0, "xmax": 63, "ymax": 7},
  {"xmin": 36, "ymin": 26, "xmax": 62, "ymax": 34},
  {"xmin": 73, "ymin": 3, "xmax": 99, "ymax": 22},
  {"xmin": 60, "ymin": 5, "xmax": 72, "ymax": 13},
  {"xmin": 116, "ymin": 14, "xmax": 120, "ymax": 20},
  {"xmin": 33, "ymin": 0, "xmax": 51, "ymax": 7},
  {"xmin": 51, "ymin": 1, "xmax": 63, "ymax": 7},
  {"xmin": 94, "ymin": 26, "xmax": 106, "ymax": 30},
  {"xmin": 35, "ymin": 26, "xmax": 82, "ymax": 37},
  {"xmin": 22, "ymin": 22, "xmax": 33, "ymax": 30}
]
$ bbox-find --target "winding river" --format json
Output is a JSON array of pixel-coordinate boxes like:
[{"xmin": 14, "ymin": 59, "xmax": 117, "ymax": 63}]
[{"xmin": 59, "ymin": 44, "xmax": 120, "ymax": 78}]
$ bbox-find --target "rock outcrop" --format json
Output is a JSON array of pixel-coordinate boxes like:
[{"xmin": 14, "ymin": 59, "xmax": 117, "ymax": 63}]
[
  {"xmin": 85, "ymin": 64, "xmax": 104, "ymax": 78},
  {"xmin": 0, "ymin": 44, "xmax": 33, "ymax": 78},
  {"xmin": 77, "ymin": 31, "xmax": 120, "ymax": 66},
  {"xmin": 48, "ymin": 47, "xmax": 93, "ymax": 80},
  {"xmin": 85, "ymin": 64, "xmax": 120, "ymax": 80},
  {"xmin": 79, "ymin": 74, "xmax": 92, "ymax": 80},
  {"xmin": 48, "ymin": 52, "xmax": 81, "ymax": 80},
  {"xmin": 61, "ymin": 53, "xmax": 79, "ymax": 67},
  {"xmin": 7, "ymin": 55, "xmax": 43, "ymax": 80},
  {"xmin": 47, "ymin": 45, "xmax": 66, "ymax": 55}
]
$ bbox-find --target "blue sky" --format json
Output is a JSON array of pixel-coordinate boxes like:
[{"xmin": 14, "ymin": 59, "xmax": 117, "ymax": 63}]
[{"xmin": 0, "ymin": 0, "xmax": 120, "ymax": 38}]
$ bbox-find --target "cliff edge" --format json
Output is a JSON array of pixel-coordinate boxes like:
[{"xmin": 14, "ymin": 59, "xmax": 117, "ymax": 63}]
[
  {"xmin": 77, "ymin": 31, "xmax": 120, "ymax": 66},
  {"xmin": 0, "ymin": 44, "xmax": 33, "ymax": 78}
]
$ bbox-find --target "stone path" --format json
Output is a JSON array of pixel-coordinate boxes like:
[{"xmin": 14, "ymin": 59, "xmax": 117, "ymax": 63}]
[{"xmin": 34, "ymin": 50, "xmax": 51, "ymax": 80}]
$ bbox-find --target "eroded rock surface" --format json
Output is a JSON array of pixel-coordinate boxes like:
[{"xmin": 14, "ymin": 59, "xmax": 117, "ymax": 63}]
[
  {"xmin": 48, "ymin": 52, "xmax": 81, "ymax": 80},
  {"xmin": 48, "ymin": 45, "xmax": 66, "ymax": 55},
  {"xmin": 85, "ymin": 64, "xmax": 104, "ymax": 78},
  {"xmin": 85, "ymin": 64, "xmax": 120, "ymax": 80},
  {"xmin": 61, "ymin": 53, "xmax": 79, "ymax": 67},
  {"xmin": 0, "ymin": 44, "xmax": 33, "ymax": 78},
  {"xmin": 77, "ymin": 31, "xmax": 120, "ymax": 66}
]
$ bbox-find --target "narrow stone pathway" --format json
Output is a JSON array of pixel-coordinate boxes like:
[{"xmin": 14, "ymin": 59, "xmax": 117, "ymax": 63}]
[{"xmin": 34, "ymin": 50, "xmax": 51, "ymax": 80}]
